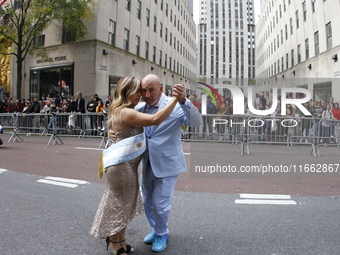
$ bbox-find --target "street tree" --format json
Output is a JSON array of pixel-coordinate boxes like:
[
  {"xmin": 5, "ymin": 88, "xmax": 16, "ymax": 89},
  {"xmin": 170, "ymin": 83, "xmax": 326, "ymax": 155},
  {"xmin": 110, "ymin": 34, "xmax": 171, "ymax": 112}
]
[{"xmin": 0, "ymin": 0, "xmax": 95, "ymax": 99}]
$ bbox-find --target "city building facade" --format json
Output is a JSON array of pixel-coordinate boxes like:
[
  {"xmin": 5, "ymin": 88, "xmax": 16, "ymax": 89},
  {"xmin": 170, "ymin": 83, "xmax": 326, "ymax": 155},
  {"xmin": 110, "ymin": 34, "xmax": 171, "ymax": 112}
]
[
  {"xmin": 10, "ymin": 0, "xmax": 197, "ymax": 100},
  {"xmin": 197, "ymin": 0, "xmax": 256, "ymax": 93},
  {"xmin": 256, "ymin": 0, "xmax": 340, "ymax": 102}
]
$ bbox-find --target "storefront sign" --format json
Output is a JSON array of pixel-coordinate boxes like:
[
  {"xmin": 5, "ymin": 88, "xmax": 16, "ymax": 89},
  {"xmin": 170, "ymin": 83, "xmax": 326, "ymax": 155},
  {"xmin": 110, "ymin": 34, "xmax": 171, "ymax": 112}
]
[{"xmin": 36, "ymin": 56, "xmax": 67, "ymax": 64}]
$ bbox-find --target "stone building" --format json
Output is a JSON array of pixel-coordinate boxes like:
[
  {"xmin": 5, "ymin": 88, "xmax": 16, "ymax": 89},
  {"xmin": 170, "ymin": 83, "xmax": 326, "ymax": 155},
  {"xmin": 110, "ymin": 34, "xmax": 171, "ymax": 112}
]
[
  {"xmin": 10, "ymin": 0, "xmax": 197, "ymax": 100},
  {"xmin": 256, "ymin": 0, "xmax": 340, "ymax": 102}
]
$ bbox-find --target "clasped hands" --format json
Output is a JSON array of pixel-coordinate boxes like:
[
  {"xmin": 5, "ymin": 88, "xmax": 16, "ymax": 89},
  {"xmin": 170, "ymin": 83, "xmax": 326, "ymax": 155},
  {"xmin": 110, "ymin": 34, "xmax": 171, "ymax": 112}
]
[{"xmin": 172, "ymin": 84, "xmax": 187, "ymax": 104}]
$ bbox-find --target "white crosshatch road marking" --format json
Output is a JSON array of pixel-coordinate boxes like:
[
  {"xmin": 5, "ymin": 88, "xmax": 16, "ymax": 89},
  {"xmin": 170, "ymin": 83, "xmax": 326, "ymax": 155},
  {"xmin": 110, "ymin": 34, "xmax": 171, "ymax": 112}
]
[
  {"xmin": 37, "ymin": 176, "xmax": 89, "ymax": 188},
  {"xmin": 0, "ymin": 168, "xmax": 8, "ymax": 173},
  {"xmin": 235, "ymin": 194, "xmax": 297, "ymax": 205}
]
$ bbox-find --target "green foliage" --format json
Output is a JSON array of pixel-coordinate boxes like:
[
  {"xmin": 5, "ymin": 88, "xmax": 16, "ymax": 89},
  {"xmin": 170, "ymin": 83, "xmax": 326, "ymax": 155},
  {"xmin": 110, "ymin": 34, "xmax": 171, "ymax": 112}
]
[{"xmin": 0, "ymin": 0, "xmax": 95, "ymax": 98}]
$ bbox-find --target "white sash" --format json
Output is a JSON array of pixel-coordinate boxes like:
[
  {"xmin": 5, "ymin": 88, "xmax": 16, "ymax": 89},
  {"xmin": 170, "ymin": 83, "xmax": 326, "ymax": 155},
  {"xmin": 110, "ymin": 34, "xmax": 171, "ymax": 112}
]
[{"xmin": 103, "ymin": 131, "xmax": 146, "ymax": 169}]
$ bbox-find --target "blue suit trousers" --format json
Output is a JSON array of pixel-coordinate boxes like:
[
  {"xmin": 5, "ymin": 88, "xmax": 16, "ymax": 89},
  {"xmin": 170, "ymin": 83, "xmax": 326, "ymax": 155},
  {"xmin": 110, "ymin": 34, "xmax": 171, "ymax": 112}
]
[{"xmin": 141, "ymin": 160, "xmax": 179, "ymax": 237}]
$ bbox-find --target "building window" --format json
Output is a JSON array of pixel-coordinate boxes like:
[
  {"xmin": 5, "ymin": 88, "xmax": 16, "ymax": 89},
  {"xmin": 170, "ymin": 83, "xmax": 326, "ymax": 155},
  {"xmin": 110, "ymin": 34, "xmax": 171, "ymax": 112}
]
[
  {"xmin": 146, "ymin": 9, "xmax": 150, "ymax": 27},
  {"xmin": 290, "ymin": 18, "xmax": 293, "ymax": 35},
  {"xmin": 286, "ymin": 53, "xmax": 289, "ymax": 70},
  {"xmin": 296, "ymin": 11, "xmax": 299, "ymax": 29},
  {"xmin": 145, "ymin": 41, "xmax": 149, "ymax": 60},
  {"xmin": 108, "ymin": 20, "xmax": 116, "ymax": 46},
  {"xmin": 165, "ymin": 28, "xmax": 168, "ymax": 42},
  {"xmin": 159, "ymin": 50, "xmax": 162, "ymax": 66},
  {"xmin": 305, "ymin": 38, "xmax": 309, "ymax": 59},
  {"xmin": 284, "ymin": 0, "xmax": 286, "ymax": 12},
  {"xmin": 30, "ymin": 64, "xmax": 74, "ymax": 100},
  {"xmin": 326, "ymin": 22, "xmax": 332, "ymax": 50},
  {"xmin": 126, "ymin": 0, "xmax": 131, "ymax": 11},
  {"xmin": 291, "ymin": 49, "xmax": 294, "ymax": 67},
  {"xmin": 160, "ymin": 22, "xmax": 163, "ymax": 37},
  {"xmin": 303, "ymin": 1, "xmax": 307, "ymax": 21},
  {"xmin": 312, "ymin": 0, "xmax": 317, "ymax": 13},
  {"xmin": 33, "ymin": 34, "xmax": 45, "ymax": 46},
  {"xmin": 164, "ymin": 54, "xmax": 167, "ymax": 68},
  {"xmin": 285, "ymin": 24, "xmax": 288, "ymax": 40},
  {"xmin": 153, "ymin": 46, "xmax": 156, "ymax": 63},
  {"xmin": 298, "ymin": 44, "xmax": 301, "ymax": 63},
  {"xmin": 314, "ymin": 31, "xmax": 319, "ymax": 55},
  {"xmin": 62, "ymin": 23, "xmax": 76, "ymax": 43},
  {"xmin": 166, "ymin": 3, "xmax": 168, "ymax": 16},
  {"xmin": 170, "ymin": 33, "xmax": 172, "ymax": 46},
  {"xmin": 123, "ymin": 29, "xmax": 129, "ymax": 51},
  {"xmin": 135, "ymin": 36, "xmax": 140, "ymax": 56},
  {"xmin": 137, "ymin": 0, "xmax": 142, "ymax": 19},
  {"xmin": 153, "ymin": 16, "xmax": 157, "ymax": 32},
  {"xmin": 160, "ymin": 0, "xmax": 163, "ymax": 10}
]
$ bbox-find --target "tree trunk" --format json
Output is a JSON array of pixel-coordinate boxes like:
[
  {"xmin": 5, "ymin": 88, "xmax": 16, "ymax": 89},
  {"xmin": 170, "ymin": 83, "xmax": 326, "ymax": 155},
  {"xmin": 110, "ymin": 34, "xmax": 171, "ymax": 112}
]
[{"xmin": 16, "ymin": 56, "xmax": 23, "ymax": 100}]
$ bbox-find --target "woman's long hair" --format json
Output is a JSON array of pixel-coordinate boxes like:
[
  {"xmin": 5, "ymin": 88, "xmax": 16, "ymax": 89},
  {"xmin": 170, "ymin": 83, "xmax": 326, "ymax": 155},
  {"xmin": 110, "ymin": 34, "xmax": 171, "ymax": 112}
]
[{"xmin": 107, "ymin": 76, "xmax": 141, "ymax": 129}]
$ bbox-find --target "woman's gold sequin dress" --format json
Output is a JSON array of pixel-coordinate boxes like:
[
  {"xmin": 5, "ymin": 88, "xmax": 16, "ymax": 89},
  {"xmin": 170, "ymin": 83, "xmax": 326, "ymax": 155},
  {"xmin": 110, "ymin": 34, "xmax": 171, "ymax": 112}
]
[{"xmin": 90, "ymin": 126, "xmax": 144, "ymax": 238}]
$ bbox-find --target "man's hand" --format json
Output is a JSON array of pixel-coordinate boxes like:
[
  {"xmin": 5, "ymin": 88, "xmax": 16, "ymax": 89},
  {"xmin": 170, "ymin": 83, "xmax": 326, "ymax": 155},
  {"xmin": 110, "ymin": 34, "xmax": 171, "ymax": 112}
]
[{"xmin": 172, "ymin": 84, "xmax": 187, "ymax": 105}]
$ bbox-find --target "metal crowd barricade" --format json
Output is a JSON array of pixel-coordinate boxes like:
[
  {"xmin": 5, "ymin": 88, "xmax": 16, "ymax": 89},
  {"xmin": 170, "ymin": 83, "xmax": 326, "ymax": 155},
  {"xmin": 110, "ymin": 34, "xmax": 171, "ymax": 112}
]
[
  {"xmin": 1, "ymin": 111, "xmax": 339, "ymax": 156},
  {"xmin": 182, "ymin": 114, "xmax": 246, "ymax": 155},
  {"xmin": 315, "ymin": 118, "xmax": 340, "ymax": 156},
  {"xmin": 244, "ymin": 116, "xmax": 319, "ymax": 157}
]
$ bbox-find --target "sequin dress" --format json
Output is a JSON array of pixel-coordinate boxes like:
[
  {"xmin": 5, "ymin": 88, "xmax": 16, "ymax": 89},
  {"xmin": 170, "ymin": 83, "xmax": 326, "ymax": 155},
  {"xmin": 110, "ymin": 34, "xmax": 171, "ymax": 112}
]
[{"xmin": 90, "ymin": 126, "xmax": 144, "ymax": 238}]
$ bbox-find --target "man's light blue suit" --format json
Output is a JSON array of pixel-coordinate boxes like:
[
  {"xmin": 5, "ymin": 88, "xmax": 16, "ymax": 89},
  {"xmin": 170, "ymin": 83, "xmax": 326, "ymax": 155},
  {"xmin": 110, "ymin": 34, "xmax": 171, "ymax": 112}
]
[{"xmin": 135, "ymin": 94, "xmax": 202, "ymax": 237}]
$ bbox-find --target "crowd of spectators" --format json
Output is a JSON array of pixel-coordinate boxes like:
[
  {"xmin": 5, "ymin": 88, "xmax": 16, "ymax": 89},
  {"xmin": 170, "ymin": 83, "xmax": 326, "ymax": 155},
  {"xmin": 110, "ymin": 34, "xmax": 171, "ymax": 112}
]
[
  {"xmin": 0, "ymin": 93, "xmax": 113, "ymax": 135},
  {"xmin": 1, "ymin": 92, "xmax": 339, "ymax": 141}
]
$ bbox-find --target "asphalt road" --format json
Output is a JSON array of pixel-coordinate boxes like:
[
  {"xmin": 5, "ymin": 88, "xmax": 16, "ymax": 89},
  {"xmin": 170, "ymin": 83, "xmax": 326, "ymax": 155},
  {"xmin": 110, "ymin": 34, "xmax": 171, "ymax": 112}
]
[{"xmin": 0, "ymin": 133, "xmax": 339, "ymax": 254}]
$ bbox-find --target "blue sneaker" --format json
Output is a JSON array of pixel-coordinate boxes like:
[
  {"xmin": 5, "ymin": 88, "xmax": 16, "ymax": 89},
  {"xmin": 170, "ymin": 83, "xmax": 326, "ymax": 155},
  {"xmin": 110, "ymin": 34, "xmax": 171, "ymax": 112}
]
[
  {"xmin": 143, "ymin": 230, "xmax": 156, "ymax": 244},
  {"xmin": 151, "ymin": 235, "xmax": 169, "ymax": 252}
]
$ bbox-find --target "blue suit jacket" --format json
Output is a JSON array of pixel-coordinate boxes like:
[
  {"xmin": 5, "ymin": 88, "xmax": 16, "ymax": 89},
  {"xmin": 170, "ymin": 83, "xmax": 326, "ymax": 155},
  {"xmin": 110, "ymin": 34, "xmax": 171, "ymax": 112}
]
[{"xmin": 136, "ymin": 94, "xmax": 202, "ymax": 178}]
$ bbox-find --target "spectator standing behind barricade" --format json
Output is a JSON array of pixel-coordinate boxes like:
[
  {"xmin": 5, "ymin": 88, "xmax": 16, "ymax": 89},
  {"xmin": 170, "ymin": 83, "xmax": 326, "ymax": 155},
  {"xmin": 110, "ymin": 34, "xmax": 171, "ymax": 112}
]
[
  {"xmin": 189, "ymin": 94, "xmax": 201, "ymax": 112},
  {"xmin": 40, "ymin": 100, "xmax": 52, "ymax": 114},
  {"xmin": 331, "ymin": 102, "xmax": 340, "ymax": 138},
  {"xmin": 87, "ymin": 95, "xmax": 98, "ymax": 135},
  {"xmin": 75, "ymin": 92, "xmax": 86, "ymax": 113},
  {"xmin": 329, "ymin": 97, "xmax": 335, "ymax": 109},
  {"xmin": 96, "ymin": 99, "xmax": 105, "ymax": 134},
  {"xmin": 301, "ymin": 102, "xmax": 312, "ymax": 142},
  {"xmin": 54, "ymin": 95, "xmax": 61, "ymax": 108},
  {"xmin": 66, "ymin": 96, "xmax": 76, "ymax": 112},
  {"xmin": 14, "ymin": 99, "xmax": 23, "ymax": 113},
  {"xmin": 59, "ymin": 99, "xmax": 68, "ymax": 129},
  {"xmin": 6, "ymin": 97, "xmax": 14, "ymax": 113},
  {"xmin": 22, "ymin": 101, "xmax": 31, "ymax": 113},
  {"xmin": 226, "ymin": 101, "xmax": 234, "ymax": 140},
  {"xmin": 75, "ymin": 92, "xmax": 86, "ymax": 131},
  {"xmin": 321, "ymin": 105, "xmax": 334, "ymax": 144},
  {"xmin": 105, "ymin": 95, "xmax": 112, "ymax": 106},
  {"xmin": 66, "ymin": 96, "xmax": 77, "ymax": 132},
  {"xmin": 204, "ymin": 95, "xmax": 217, "ymax": 137},
  {"xmin": 216, "ymin": 96, "xmax": 227, "ymax": 140},
  {"xmin": 313, "ymin": 100, "xmax": 323, "ymax": 137},
  {"xmin": 283, "ymin": 104, "xmax": 293, "ymax": 140},
  {"xmin": 28, "ymin": 97, "xmax": 41, "ymax": 133},
  {"xmin": 256, "ymin": 102, "xmax": 267, "ymax": 141}
]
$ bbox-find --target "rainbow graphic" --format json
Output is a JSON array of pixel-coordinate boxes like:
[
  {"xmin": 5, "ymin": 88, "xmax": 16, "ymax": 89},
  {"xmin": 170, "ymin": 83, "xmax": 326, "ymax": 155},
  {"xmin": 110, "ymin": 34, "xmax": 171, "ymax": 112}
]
[{"xmin": 197, "ymin": 82, "xmax": 223, "ymax": 105}]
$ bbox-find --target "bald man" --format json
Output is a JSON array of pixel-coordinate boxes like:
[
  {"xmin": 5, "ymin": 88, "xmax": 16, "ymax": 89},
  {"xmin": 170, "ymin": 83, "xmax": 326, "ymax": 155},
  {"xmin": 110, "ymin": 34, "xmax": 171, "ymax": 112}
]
[{"xmin": 136, "ymin": 74, "xmax": 202, "ymax": 252}]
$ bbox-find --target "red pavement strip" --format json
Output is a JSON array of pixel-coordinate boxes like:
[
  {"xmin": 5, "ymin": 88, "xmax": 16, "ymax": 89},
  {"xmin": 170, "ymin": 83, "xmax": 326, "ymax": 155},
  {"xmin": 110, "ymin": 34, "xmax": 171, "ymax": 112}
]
[{"xmin": 0, "ymin": 133, "xmax": 339, "ymax": 196}]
